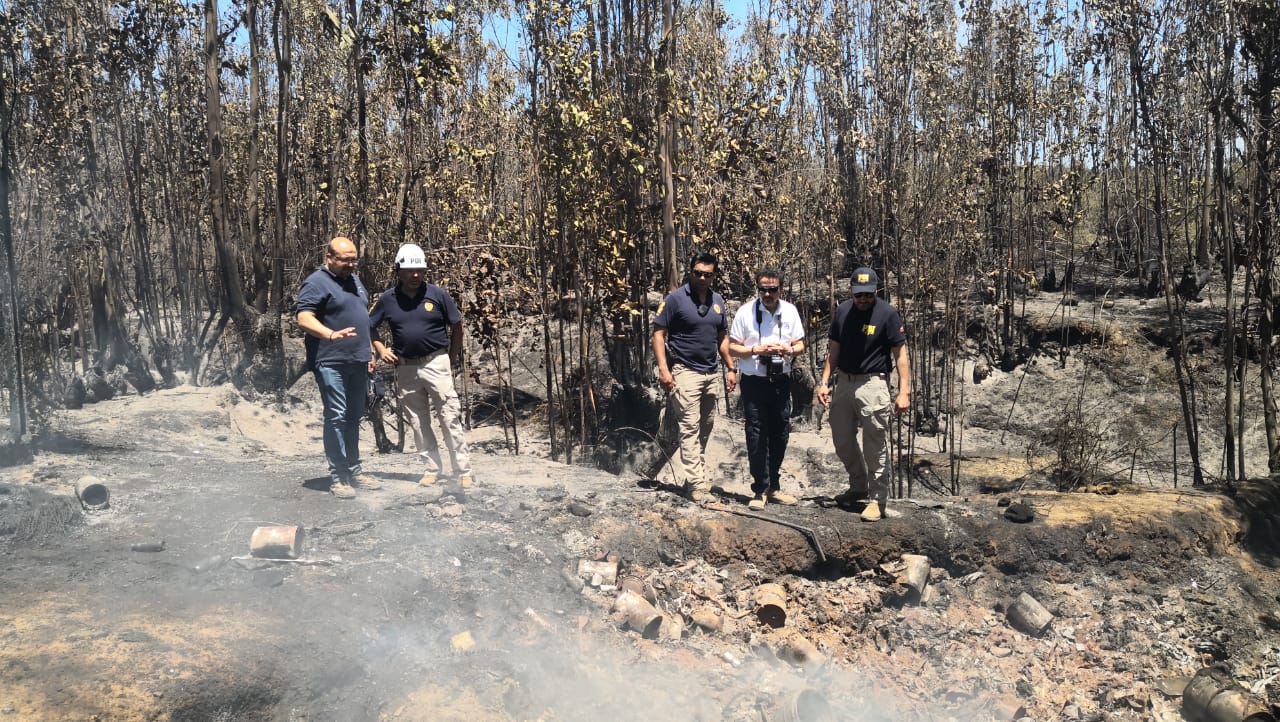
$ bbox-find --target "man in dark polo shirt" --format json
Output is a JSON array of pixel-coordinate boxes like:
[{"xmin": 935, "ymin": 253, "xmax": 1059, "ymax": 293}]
[
  {"xmin": 647, "ymin": 252, "xmax": 737, "ymax": 502},
  {"xmin": 296, "ymin": 237, "xmax": 380, "ymax": 500},
  {"xmin": 369, "ymin": 243, "xmax": 472, "ymax": 488},
  {"xmin": 816, "ymin": 267, "xmax": 911, "ymax": 521}
]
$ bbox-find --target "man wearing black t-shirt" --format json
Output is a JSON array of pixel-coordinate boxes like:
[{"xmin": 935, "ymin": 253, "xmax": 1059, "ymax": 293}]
[
  {"xmin": 816, "ymin": 267, "xmax": 911, "ymax": 522},
  {"xmin": 369, "ymin": 244, "xmax": 472, "ymax": 488}
]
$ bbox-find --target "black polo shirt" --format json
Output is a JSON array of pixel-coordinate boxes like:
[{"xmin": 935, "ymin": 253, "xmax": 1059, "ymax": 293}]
[
  {"xmin": 653, "ymin": 283, "xmax": 728, "ymax": 374},
  {"xmin": 296, "ymin": 267, "xmax": 372, "ymax": 369},
  {"xmin": 828, "ymin": 298, "xmax": 906, "ymax": 374},
  {"xmin": 368, "ymin": 283, "xmax": 462, "ymax": 357}
]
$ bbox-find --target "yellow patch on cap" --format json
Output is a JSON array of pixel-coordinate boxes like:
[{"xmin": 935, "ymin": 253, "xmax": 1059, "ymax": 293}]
[
  {"xmin": 424, "ymin": 301, "xmax": 435, "ymax": 312},
  {"xmin": 857, "ymin": 273, "xmax": 871, "ymax": 283}
]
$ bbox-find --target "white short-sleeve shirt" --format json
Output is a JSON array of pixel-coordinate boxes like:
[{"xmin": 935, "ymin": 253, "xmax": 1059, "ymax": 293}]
[{"xmin": 730, "ymin": 298, "xmax": 805, "ymax": 377}]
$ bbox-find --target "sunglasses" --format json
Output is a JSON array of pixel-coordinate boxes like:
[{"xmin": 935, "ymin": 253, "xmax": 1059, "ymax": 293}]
[
  {"xmin": 758, "ymin": 286, "xmax": 780, "ymax": 294},
  {"xmin": 691, "ymin": 270, "xmax": 714, "ymax": 279}
]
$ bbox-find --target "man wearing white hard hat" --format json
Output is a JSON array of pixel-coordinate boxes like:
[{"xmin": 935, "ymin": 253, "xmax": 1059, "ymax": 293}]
[{"xmin": 369, "ymin": 243, "xmax": 473, "ymax": 487}]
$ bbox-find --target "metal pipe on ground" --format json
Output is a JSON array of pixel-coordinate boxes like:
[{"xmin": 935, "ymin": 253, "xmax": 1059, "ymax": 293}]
[{"xmin": 1182, "ymin": 667, "xmax": 1276, "ymax": 722}]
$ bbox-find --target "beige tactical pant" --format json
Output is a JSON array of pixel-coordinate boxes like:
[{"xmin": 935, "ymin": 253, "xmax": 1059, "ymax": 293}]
[
  {"xmin": 828, "ymin": 371, "xmax": 892, "ymax": 505},
  {"xmin": 396, "ymin": 351, "xmax": 471, "ymax": 477},
  {"xmin": 653, "ymin": 365, "xmax": 721, "ymax": 492}
]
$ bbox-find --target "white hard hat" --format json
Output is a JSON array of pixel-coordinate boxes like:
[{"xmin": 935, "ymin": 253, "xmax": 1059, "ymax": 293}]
[{"xmin": 395, "ymin": 243, "xmax": 428, "ymax": 269}]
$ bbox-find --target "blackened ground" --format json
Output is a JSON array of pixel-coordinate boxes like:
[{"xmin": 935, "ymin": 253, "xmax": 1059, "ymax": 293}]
[{"xmin": 1, "ymin": 380, "xmax": 1278, "ymax": 721}]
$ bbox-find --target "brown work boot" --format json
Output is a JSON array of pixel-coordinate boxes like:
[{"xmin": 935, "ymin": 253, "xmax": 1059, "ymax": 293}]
[
  {"xmin": 351, "ymin": 473, "xmax": 382, "ymax": 490},
  {"xmin": 418, "ymin": 472, "xmax": 438, "ymax": 486},
  {"xmin": 685, "ymin": 486, "xmax": 710, "ymax": 503},
  {"xmin": 329, "ymin": 480, "xmax": 356, "ymax": 499},
  {"xmin": 747, "ymin": 493, "xmax": 767, "ymax": 510},
  {"xmin": 767, "ymin": 491, "xmax": 798, "ymax": 506},
  {"xmin": 458, "ymin": 474, "xmax": 474, "ymax": 489},
  {"xmin": 860, "ymin": 501, "xmax": 883, "ymax": 522}
]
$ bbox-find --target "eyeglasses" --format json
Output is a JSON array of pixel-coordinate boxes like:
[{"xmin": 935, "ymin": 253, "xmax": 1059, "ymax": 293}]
[
  {"xmin": 691, "ymin": 270, "xmax": 714, "ymax": 279},
  {"xmin": 758, "ymin": 286, "xmax": 780, "ymax": 294}
]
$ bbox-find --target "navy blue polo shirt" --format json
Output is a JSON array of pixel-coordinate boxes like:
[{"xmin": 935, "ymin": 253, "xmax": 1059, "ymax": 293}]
[
  {"xmin": 296, "ymin": 267, "xmax": 372, "ymax": 368},
  {"xmin": 369, "ymin": 283, "xmax": 462, "ymax": 357},
  {"xmin": 828, "ymin": 298, "xmax": 906, "ymax": 374},
  {"xmin": 653, "ymin": 283, "xmax": 728, "ymax": 374}
]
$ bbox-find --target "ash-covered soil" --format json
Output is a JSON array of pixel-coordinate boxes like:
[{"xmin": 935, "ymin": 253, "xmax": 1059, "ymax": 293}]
[{"xmin": 1, "ymin": 376, "xmax": 1278, "ymax": 722}]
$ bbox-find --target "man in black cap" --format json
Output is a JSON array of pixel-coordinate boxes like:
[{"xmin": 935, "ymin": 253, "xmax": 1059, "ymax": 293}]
[{"xmin": 816, "ymin": 267, "xmax": 910, "ymax": 521}]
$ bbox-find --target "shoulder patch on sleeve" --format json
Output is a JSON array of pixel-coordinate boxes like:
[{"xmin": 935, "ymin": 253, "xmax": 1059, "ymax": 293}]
[{"xmin": 656, "ymin": 301, "xmax": 666, "ymax": 315}]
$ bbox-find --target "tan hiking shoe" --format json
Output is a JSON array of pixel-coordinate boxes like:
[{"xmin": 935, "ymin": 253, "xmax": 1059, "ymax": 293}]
[
  {"xmin": 860, "ymin": 501, "xmax": 882, "ymax": 522},
  {"xmin": 767, "ymin": 491, "xmax": 798, "ymax": 506},
  {"xmin": 330, "ymin": 481, "xmax": 356, "ymax": 499},
  {"xmin": 459, "ymin": 474, "xmax": 473, "ymax": 489},
  {"xmin": 352, "ymin": 474, "xmax": 382, "ymax": 490},
  {"xmin": 418, "ymin": 472, "xmax": 438, "ymax": 486},
  {"xmin": 747, "ymin": 494, "xmax": 767, "ymax": 510},
  {"xmin": 686, "ymin": 487, "xmax": 710, "ymax": 503}
]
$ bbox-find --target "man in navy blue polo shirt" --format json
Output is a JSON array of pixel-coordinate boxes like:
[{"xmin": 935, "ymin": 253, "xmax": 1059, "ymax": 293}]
[
  {"xmin": 369, "ymin": 243, "xmax": 472, "ymax": 488},
  {"xmin": 296, "ymin": 237, "xmax": 380, "ymax": 500},
  {"xmin": 816, "ymin": 267, "xmax": 911, "ymax": 522},
  {"xmin": 648, "ymin": 252, "xmax": 737, "ymax": 502}
]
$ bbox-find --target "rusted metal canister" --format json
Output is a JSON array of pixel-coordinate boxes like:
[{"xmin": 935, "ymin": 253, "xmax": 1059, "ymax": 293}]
[
  {"xmin": 249, "ymin": 525, "xmax": 304, "ymax": 559},
  {"xmin": 901, "ymin": 554, "xmax": 931, "ymax": 600},
  {"xmin": 75, "ymin": 476, "xmax": 109, "ymax": 509},
  {"xmin": 1183, "ymin": 667, "xmax": 1277, "ymax": 722},
  {"xmin": 1006, "ymin": 592, "xmax": 1053, "ymax": 636},
  {"xmin": 613, "ymin": 590, "xmax": 664, "ymax": 639},
  {"xmin": 765, "ymin": 688, "xmax": 836, "ymax": 722},
  {"xmin": 753, "ymin": 583, "xmax": 788, "ymax": 628}
]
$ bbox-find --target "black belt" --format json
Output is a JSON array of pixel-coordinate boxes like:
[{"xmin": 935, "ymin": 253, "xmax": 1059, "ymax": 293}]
[
  {"xmin": 839, "ymin": 370, "xmax": 889, "ymax": 379},
  {"xmin": 400, "ymin": 349, "xmax": 446, "ymax": 364}
]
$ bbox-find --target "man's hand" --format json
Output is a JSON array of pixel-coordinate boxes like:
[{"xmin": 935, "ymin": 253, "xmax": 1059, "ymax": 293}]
[
  {"xmin": 895, "ymin": 391, "xmax": 910, "ymax": 415},
  {"xmin": 377, "ymin": 347, "xmax": 399, "ymax": 365},
  {"xmin": 330, "ymin": 326, "xmax": 357, "ymax": 341},
  {"xmin": 816, "ymin": 384, "xmax": 831, "ymax": 408},
  {"xmin": 725, "ymin": 371, "xmax": 737, "ymax": 393},
  {"xmin": 658, "ymin": 367, "xmax": 674, "ymax": 392}
]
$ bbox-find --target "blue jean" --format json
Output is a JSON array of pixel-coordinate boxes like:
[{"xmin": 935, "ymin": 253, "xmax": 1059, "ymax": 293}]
[{"xmin": 314, "ymin": 362, "xmax": 369, "ymax": 483}]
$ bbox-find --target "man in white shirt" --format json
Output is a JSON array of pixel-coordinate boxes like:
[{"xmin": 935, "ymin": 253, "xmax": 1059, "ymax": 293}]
[{"xmin": 729, "ymin": 269, "xmax": 806, "ymax": 509}]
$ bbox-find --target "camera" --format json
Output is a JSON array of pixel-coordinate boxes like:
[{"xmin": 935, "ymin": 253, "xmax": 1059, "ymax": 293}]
[{"xmin": 765, "ymin": 355, "xmax": 786, "ymax": 381}]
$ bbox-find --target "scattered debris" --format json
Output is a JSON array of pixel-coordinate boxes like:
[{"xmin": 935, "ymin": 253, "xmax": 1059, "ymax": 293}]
[
  {"xmin": 74, "ymin": 476, "xmax": 109, "ymax": 510},
  {"xmin": 249, "ymin": 525, "xmax": 304, "ymax": 559},
  {"xmin": 451, "ymin": 630, "xmax": 476, "ymax": 652},
  {"xmin": 1004, "ymin": 501, "xmax": 1035, "ymax": 523},
  {"xmin": 129, "ymin": 540, "xmax": 165, "ymax": 553},
  {"xmin": 577, "ymin": 559, "xmax": 618, "ymax": 586}
]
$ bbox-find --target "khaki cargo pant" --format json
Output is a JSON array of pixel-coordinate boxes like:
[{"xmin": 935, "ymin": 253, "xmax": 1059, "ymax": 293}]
[
  {"xmin": 828, "ymin": 371, "xmax": 892, "ymax": 505},
  {"xmin": 396, "ymin": 351, "xmax": 471, "ymax": 477},
  {"xmin": 650, "ymin": 365, "xmax": 721, "ymax": 491}
]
